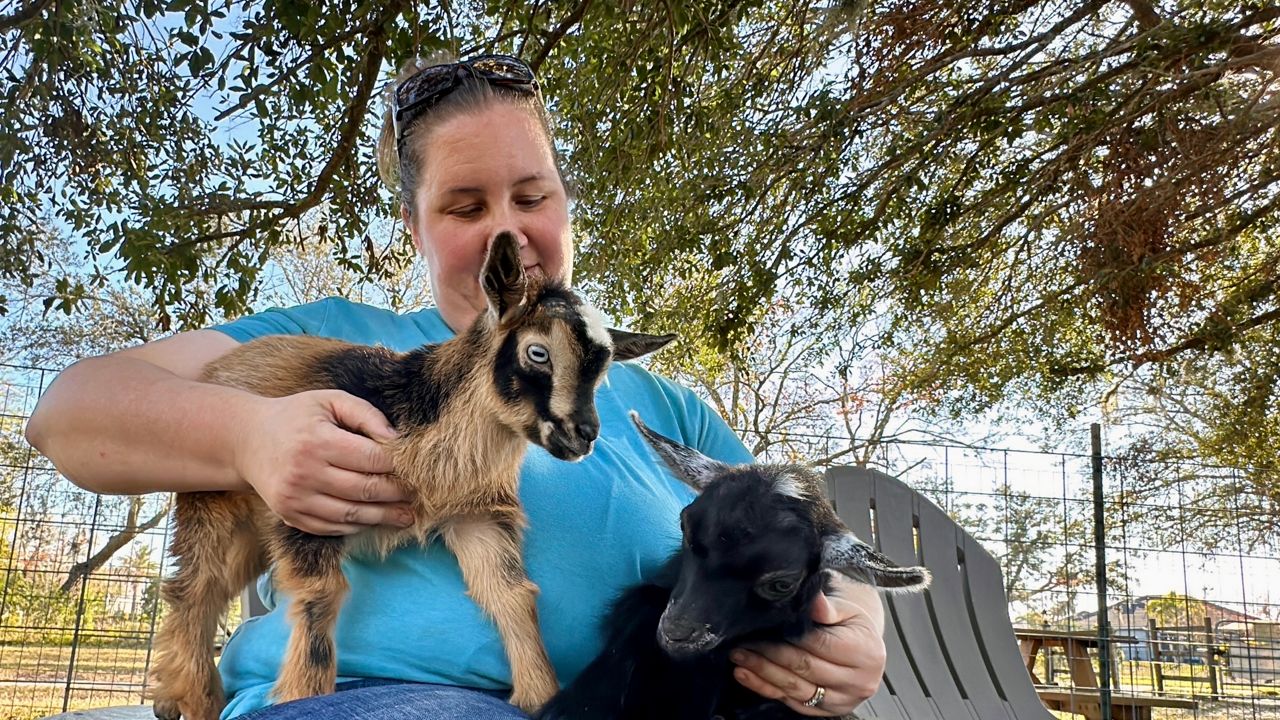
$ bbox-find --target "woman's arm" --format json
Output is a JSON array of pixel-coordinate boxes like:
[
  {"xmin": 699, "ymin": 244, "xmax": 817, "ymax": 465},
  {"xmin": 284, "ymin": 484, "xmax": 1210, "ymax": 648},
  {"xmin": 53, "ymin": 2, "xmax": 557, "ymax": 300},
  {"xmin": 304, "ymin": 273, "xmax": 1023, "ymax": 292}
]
[
  {"xmin": 27, "ymin": 329, "xmax": 260, "ymax": 494},
  {"xmin": 25, "ymin": 330, "xmax": 413, "ymax": 535}
]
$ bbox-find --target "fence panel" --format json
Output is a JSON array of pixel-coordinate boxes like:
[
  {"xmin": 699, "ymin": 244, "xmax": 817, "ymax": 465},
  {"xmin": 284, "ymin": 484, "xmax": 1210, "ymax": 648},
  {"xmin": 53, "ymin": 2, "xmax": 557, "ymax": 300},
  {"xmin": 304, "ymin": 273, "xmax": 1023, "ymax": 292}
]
[{"xmin": 0, "ymin": 364, "xmax": 181, "ymax": 718}]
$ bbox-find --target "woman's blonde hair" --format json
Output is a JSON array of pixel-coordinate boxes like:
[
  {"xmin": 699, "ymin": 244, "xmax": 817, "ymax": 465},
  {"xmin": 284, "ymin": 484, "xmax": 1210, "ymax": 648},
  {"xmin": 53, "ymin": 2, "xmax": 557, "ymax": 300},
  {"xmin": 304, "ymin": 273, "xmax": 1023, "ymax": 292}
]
[{"xmin": 376, "ymin": 51, "xmax": 567, "ymax": 212}]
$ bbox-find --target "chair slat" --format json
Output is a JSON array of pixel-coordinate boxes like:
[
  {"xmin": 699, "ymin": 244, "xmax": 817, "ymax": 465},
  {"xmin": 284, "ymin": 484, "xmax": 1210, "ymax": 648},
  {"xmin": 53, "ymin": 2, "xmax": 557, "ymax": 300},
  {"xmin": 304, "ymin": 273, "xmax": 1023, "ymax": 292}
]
[
  {"xmin": 828, "ymin": 468, "xmax": 941, "ymax": 720},
  {"xmin": 963, "ymin": 535, "xmax": 1056, "ymax": 719},
  {"xmin": 871, "ymin": 472, "xmax": 970, "ymax": 720},
  {"xmin": 859, "ymin": 689, "xmax": 907, "ymax": 720},
  {"xmin": 914, "ymin": 496, "xmax": 1018, "ymax": 720},
  {"xmin": 827, "ymin": 468, "xmax": 923, "ymax": 719}
]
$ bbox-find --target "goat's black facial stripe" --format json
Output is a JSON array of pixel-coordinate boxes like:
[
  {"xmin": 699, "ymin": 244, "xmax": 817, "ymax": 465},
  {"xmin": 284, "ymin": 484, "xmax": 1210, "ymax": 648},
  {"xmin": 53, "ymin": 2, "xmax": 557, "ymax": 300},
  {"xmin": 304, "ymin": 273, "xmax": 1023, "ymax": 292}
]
[
  {"xmin": 494, "ymin": 331, "xmax": 557, "ymax": 435},
  {"xmin": 573, "ymin": 315, "xmax": 610, "ymax": 380},
  {"xmin": 546, "ymin": 310, "xmax": 610, "ymax": 427},
  {"xmin": 574, "ymin": 342, "xmax": 610, "ymax": 413},
  {"xmin": 528, "ymin": 366, "xmax": 555, "ymax": 423},
  {"xmin": 494, "ymin": 333, "xmax": 525, "ymax": 403}
]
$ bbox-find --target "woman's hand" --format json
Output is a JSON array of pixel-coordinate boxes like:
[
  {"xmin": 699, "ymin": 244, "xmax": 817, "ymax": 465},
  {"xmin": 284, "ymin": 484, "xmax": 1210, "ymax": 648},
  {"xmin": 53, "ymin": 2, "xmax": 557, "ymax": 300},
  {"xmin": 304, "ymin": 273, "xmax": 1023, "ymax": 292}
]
[
  {"xmin": 730, "ymin": 574, "xmax": 886, "ymax": 716},
  {"xmin": 234, "ymin": 389, "xmax": 414, "ymax": 535}
]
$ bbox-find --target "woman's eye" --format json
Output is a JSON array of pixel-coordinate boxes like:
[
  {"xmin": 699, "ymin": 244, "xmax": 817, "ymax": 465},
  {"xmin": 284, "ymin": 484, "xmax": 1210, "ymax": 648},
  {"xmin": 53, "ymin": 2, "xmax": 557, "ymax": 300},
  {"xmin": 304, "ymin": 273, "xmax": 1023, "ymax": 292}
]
[
  {"xmin": 526, "ymin": 344, "xmax": 550, "ymax": 364},
  {"xmin": 451, "ymin": 205, "xmax": 482, "ymax": 218},
  {"xmin": 517, "ymin": 195, "xmax": 545, "ymax": 208}
]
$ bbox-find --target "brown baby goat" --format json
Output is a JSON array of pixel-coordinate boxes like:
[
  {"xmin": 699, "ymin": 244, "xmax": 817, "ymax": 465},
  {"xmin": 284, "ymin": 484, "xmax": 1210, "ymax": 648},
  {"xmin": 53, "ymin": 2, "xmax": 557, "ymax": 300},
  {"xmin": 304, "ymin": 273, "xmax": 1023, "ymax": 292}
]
[{"xmin": 148, "ymin": 232, "xmax": 673, "ymax": 720}]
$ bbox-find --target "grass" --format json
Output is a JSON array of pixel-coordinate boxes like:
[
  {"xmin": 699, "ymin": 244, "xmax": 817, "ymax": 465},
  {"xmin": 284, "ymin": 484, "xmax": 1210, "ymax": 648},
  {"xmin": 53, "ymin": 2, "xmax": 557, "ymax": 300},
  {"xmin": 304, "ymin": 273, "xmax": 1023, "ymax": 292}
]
[
  {"xmin": 1033, "ymin": 653, "xmax": 1278, "ymax": 700},
  {"xmin": 0, "ymin": 644, "xmax": 151, "ymax": 719},
  {"xmin": 0, "ymin": 644, "xmax": 150, "ymax": 683},
  {"xmin": 1034, "ymin": 654, "xmax": 1280, "ymax": 719}
]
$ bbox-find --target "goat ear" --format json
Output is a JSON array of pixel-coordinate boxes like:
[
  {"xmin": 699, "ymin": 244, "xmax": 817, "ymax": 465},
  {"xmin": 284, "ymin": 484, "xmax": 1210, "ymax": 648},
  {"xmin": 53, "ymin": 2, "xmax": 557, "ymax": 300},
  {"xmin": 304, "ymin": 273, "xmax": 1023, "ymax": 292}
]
[
  {"xmin": 821, "ymin": 532, "xmax": 931, "ymax": 592},
  {"xmin": 481, "ymin": 232, "xmax": 528, "ymax": 321},
  {"xmin": 608, "ymin": 329, "xmax": 677, "ymax": 361},
  {"xmin": 629, "ymin": 411, "xmax": 727, "ymax": 491}
]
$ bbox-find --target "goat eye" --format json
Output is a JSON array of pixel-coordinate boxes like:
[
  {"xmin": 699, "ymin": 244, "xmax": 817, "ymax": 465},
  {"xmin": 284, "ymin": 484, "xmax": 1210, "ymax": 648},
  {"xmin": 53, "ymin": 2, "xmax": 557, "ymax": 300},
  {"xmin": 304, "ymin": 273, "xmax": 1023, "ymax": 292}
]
[
  {"xmin": 759, "ymin": 577, "xmax": 798, "ymax": 598},
  {"xmin": 526, "ymin": 344, "xmax": 550, "ymax": 364}
]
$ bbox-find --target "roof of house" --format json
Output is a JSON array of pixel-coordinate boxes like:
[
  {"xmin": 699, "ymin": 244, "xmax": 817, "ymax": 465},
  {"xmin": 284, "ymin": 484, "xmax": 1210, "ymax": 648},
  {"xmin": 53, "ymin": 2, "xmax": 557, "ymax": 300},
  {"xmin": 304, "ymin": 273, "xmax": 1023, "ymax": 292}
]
[{"xmin": 1071, "ymin": 594, "xmax": 1261, "ymax": 624}]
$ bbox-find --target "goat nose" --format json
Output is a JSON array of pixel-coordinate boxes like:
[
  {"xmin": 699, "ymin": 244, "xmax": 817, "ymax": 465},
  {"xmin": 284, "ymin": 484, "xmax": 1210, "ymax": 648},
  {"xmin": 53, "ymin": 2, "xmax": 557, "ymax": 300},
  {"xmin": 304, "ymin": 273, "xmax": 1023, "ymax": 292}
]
[
  {"xmin": 662, "ymin": 619, "xmax": 700, "ymax": 642},
  {"xmin": 575, "ymin": 419, "xmax": 599, "ymax": 443}
]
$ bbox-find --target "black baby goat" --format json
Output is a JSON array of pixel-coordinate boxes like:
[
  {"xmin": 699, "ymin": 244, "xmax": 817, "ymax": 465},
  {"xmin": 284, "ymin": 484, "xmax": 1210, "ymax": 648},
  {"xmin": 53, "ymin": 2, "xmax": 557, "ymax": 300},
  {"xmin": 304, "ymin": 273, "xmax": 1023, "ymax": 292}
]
[{"xmin": 536, "ymin": 414, "xmax": 930, "ymax": 720}]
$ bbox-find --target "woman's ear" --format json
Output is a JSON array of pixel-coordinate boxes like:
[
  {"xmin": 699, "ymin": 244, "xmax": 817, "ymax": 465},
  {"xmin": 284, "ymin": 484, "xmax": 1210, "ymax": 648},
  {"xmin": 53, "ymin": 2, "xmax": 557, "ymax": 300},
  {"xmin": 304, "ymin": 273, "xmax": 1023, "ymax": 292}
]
[{"xmin": 402, "ymin": 205, "xmax": 425, "ymax": 255}]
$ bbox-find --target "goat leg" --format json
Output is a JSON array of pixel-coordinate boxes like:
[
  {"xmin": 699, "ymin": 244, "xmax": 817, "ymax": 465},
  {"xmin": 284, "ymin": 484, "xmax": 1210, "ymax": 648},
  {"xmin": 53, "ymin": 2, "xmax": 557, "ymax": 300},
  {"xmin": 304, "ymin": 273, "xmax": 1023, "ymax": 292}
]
[
  {"xmin": 442, "ymin": 510, "xmax": 559, "ymax": 713},
  {"xmin": 151, "ymin": 493, "xmax": 266, "ymax": 720},
  {"xmin": 267, "ymin": 524, "xmax": 350, "ymax": 703}
]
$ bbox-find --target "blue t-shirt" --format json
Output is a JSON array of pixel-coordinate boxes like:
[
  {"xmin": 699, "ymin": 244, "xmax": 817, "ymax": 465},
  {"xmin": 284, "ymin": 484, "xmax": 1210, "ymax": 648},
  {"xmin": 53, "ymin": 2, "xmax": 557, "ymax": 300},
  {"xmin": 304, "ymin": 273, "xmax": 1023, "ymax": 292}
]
[{"xmin": 211, "ymin": 297, "xmax": 754, "ymax": 718}]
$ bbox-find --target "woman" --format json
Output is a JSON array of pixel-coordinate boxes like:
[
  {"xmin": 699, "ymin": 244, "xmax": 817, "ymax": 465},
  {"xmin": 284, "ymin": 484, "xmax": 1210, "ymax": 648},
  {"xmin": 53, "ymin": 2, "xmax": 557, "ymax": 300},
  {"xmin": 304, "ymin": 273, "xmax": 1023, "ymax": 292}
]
[{"xmin": 25, "ymin": 53, "xmax": 886, "ymax": 719}]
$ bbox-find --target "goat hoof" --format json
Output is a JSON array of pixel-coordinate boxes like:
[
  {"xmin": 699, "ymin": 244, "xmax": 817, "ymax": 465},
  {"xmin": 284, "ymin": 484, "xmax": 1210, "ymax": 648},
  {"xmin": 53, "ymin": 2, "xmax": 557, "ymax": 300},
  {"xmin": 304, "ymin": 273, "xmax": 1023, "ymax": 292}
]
[
  {"xmin": 153, "ymin": 697, "xmax": 220, "ymax": 720},
  {"xmin": 151, "ymin": 698, "xmax": 180, "ymax": 720},
  {"xmin": 508, "ymin": 680, "xmax": 558, "ymax": 714},
  {"xmin": 152, "ymin": 688, "xmax": 223, "ymax": 720}
]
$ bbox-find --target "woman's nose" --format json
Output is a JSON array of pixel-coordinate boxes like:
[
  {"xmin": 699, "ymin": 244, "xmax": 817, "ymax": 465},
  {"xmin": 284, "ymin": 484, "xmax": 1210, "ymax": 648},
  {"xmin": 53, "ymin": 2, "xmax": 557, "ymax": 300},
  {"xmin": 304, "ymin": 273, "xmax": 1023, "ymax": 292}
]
[
  {"xmin": 488, "ymin": 209, "xmax": 529, "ymax": 248},
  {"xmin": 491, "ymin": 229, "xmax": 528, "ymax": 252}
]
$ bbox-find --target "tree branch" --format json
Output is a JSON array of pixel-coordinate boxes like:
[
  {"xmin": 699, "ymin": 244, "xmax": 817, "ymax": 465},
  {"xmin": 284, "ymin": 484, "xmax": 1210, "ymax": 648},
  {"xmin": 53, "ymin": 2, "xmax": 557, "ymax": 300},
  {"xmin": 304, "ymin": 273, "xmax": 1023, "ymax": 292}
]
[
  {"xmin": 528, "ymin": 0, "xmax": 592, "ymax": 73},
  {"xmin": 0, "ymin": 0, "xmax": 52, "ymax": 32},
  {"xmin": 1055, "ymin": 304, "xmax": 1280, "ymax": 378},
  {"xmin": 161, "ymin": 10, "xmax": 400, "ymax": 255},
  {"xmin": 60, "ymin": 496, "xmax": 171, "ymax": 594},
  {"xmin": 213, "ymin": 15, "xmax": 378, "ymax": 123}
]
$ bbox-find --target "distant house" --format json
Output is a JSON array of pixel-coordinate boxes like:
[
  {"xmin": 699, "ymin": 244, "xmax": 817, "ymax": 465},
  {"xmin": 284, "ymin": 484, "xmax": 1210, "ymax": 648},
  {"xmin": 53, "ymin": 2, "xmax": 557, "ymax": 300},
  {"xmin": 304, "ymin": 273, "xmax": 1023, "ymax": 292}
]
[
  {"xmin": 1073, "ymin": 595, "xmax": 1259, "ymax": 631},
  {"xmin": 1071, "ymin": 596, "xmax": 1260, "ymax": 663},
  {"xmin": 101, "ymin": 570, "xmax": 153, "ymax": 617}
]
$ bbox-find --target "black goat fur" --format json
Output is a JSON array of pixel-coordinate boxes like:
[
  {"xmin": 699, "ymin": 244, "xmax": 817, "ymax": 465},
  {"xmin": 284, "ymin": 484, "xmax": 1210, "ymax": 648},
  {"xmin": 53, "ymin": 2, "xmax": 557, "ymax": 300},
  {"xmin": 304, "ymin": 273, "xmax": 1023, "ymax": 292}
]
[
  {"xmin": 536, "ymin": 557, "xmax": 826, "ymax": 720},
  {"xmin": 536, "ymin": 415, "xmax": 929, "ymax": 720}
]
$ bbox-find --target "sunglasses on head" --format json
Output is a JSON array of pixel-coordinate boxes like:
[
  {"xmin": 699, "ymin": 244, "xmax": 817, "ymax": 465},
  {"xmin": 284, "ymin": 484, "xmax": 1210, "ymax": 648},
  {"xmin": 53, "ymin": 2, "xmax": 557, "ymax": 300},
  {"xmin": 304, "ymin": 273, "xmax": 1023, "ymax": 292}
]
[{"xmin": 393, "ymin": 54, "xmax": 539, "ymax": 148}]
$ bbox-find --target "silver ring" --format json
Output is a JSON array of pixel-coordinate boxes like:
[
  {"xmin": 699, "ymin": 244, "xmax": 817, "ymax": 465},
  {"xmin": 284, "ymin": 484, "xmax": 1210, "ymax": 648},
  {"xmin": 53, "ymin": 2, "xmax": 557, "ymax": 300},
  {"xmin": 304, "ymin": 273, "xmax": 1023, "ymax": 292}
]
[{"xmin": 802, "ymin": 684, "xmax": 826, "ymax": 708}]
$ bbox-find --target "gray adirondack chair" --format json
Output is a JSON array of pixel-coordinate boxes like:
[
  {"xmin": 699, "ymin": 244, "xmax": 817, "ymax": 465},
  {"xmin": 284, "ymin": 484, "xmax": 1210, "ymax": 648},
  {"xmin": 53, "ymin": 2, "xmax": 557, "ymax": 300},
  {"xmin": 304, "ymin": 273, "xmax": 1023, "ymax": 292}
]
[
  {"xmin": 46, "ymin": 467, "xmax": 1050, "ymax": 720},
  {"xmin": 826, "ymin": 465, "xmax": 1055, "ymax": 720}
]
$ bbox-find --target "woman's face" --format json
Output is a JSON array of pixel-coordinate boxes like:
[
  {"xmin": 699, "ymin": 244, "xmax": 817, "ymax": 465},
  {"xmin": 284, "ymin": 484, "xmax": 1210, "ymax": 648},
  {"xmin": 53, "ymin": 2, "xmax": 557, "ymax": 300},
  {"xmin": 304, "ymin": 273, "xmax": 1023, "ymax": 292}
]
[{"xmin": 404, "ymin": 102, "xmax": 573, "ymax": 332}]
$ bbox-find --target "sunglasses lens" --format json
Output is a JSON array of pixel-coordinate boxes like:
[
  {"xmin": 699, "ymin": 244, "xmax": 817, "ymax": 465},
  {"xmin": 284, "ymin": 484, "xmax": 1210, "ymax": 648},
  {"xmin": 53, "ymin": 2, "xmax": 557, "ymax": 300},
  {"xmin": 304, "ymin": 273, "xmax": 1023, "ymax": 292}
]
[
  {"xmin": 469, "ymin": 56, "xmax": 533, "ymax": 82},
  {"xmin": 397, "ymin": 66, "xmax": 455, "ymax": 108}
]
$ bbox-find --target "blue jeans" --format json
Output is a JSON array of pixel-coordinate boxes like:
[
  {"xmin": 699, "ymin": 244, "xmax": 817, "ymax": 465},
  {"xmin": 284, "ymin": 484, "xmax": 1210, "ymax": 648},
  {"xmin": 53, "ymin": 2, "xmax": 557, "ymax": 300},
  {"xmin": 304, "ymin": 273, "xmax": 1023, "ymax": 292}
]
[{"xmin": 237, "ymin": 679, "xmax": 533, "ymax": 720}]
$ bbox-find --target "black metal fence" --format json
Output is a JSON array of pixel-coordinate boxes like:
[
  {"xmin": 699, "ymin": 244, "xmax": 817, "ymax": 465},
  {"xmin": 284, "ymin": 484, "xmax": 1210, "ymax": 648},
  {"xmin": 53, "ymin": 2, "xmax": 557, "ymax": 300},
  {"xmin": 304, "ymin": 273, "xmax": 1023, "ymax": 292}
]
[
  {"xmin": 0, "ymin": 364, "xmax": 186, "ymax": 719},
  {"xmin": 1, "ymin": 362, "xmax": 1277, "ymax": 719},
  {"xmin": 842, "ymin": 431, "xmax": 1280, "ymax": 720}
]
